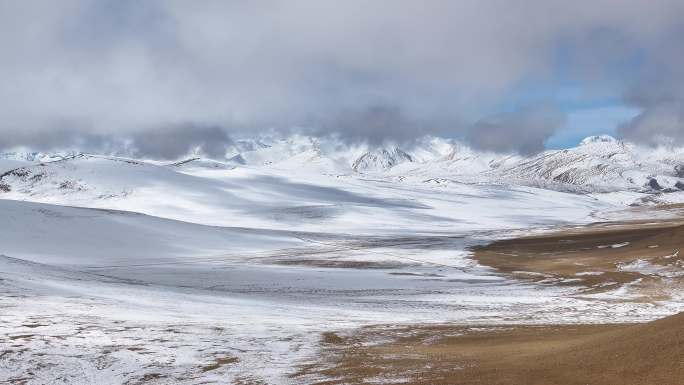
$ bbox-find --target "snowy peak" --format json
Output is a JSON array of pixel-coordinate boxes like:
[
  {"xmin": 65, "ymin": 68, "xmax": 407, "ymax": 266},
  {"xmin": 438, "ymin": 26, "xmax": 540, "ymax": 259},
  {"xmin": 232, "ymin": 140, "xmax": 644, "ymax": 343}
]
[
  {"xmin": 229, "ymin": 139, "xmax": 271, "ymax": 155},
  {"xmin": 227, "ymin": 154, "xmax": 247, "ymax": 165},
  {"xmin": 491, "ymin": 135, "xmax": 684, "ymax": 192},
  {"xmin": 3, "ymin": 133, "xmax": 684, "ymax": 195},
  {"xmin": 579, "ymin": 135, "xmax": 618, "ymax": 146},
  {"xmin": 351, "ymin": 147, "xmax": 413, "ymax": 173},
  {"xmin": 0, "ymin": 150, "xmax": 81, "ymax": 163}
]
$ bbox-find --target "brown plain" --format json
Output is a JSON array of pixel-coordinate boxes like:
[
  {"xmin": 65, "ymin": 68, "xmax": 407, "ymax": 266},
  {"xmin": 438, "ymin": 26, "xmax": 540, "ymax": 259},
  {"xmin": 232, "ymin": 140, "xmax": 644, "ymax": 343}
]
[
  {"xmin": 299, "ymin": 313, "xmax": 684, "ymax": 385},
  {"xmin": 298, "ymin": 215, "xmax": 684, "ymax": 384}
]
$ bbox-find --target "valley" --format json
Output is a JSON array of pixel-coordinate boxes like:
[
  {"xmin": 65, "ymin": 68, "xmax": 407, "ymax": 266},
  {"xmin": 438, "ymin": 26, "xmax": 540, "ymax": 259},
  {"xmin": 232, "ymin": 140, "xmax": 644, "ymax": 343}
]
[{"xmin": 2, "ymin": 136, "xmax": 684, "ymax": 384}]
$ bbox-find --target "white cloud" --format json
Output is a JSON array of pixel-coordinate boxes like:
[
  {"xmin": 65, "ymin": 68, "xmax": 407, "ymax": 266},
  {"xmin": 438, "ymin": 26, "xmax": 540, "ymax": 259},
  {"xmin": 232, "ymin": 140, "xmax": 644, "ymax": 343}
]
[{"xmin": 1, "ymin": 0, "xmax": 684, "ymax": 155}]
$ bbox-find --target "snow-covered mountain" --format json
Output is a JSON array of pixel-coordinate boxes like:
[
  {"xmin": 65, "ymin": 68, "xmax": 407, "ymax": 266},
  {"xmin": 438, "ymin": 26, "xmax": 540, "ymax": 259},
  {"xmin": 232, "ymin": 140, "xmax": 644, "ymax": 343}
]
[
  {"xmin": 0, "ymin": 150, "xmax": 81, "ymax": 174},
  {"xmin": 213, "ymin": 134, "xmax": 684, "ymax": 194},
  {"xmin": 351, "ymin": 147, "xmax": 413, "ymax": 172},
  {"xmin": 2, "ymin": 134, "xmax": 684, "ymax": 203},
  {"xmin": 0, "ymin": 150, "xmax": 81, "ymax": 163},
  {"xmin": 489, "ymin": 135, "xmax": 684, "ymax": 193}
]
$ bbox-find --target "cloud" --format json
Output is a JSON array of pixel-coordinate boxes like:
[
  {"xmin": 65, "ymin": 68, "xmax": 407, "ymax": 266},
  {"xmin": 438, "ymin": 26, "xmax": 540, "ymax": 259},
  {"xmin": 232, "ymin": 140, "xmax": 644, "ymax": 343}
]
[
  {"xmin": 467, "ymin": 105, "xmax": 566, "ymax": 154},
  {"xmin": 1, "ymin": 0, "xmax": 684, "ymax": 154},
  {"xmin": 618, "ymin": 104, "xmax": 684, "ymax": 146},
  {"xmin": 618, "ymin": 32, "xmax": 684, "ymax": 146},
  {"xmin": 125, "ymin": 125, "xmax": 233, "ymax": 159},
  {"xmin": 1, "ymin": 121, "xmax": 233, "ymax": 160},
  {"xmin": 305, "ymin": 104, "xmax": 458, "ymax": 145}
]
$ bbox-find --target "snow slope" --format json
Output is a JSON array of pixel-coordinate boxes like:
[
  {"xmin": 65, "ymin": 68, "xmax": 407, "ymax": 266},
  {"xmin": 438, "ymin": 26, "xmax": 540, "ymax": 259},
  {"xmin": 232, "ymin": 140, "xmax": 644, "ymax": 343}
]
[
  {"xmin": 0, "ymin": 153, "xmax": 611, "ymax": 235},
  {"xmin": 490, "ymin": 135, "xmax": 684, "ymax": 192},
  {"xmin": 0, "ymin": 159, "xmax": 30, "ymax": 174},
  {"xmin": 3, "ymin": 135, "xmax": 684, "ymax": 384},
  {"xmin": 166, "ymin": 134, "xmax": 684, "ymax": 194},
  {"xmin": 0, "ymin": 199, "xmax": 304, "ymax": 266},
  {"xmin": 3, "ymin": 197, "xmax": 683, "ymax": 384}
]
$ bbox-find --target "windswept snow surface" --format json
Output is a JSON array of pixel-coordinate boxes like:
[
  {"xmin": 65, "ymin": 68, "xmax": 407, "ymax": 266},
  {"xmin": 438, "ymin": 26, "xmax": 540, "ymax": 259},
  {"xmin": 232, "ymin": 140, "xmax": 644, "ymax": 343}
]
[
  {"xmin": 0, "ymin": 159, "xmax": 31, "ymax": 174},
  {"xmin": 3, "ymin": 201, "xmax": 684, "ymax": 384},
  {"xmin": 0, "ymin": 154, "xmax": 609, "ymax": 234},
  {"xmin": 2, "ymin": 137, "xmax": 684, "ymax": 384},
  {"xmin": 0, "ymin": 200, "xmax": 304, "ymax": 266}
]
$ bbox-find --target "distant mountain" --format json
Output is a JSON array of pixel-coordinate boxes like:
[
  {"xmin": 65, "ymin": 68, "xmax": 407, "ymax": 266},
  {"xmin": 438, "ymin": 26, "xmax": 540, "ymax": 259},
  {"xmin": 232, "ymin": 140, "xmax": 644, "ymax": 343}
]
[
  {"xmin": 352, "ymin": 147, "xmax": 413, "ymax": 172},
  {"xmin": 489, "ymin": 135, "xmax": 684, "ymax": 193},
  {"xmin": 579, "ymin": 134, "xmax": 618, "ymax": 146},
  {"xmin": 0, "ymin": 150, "xmax": 81, "ymax": 163},
  {"xmin": 2, "ymin": 134, "xmax": 684, "ymax": 196}
]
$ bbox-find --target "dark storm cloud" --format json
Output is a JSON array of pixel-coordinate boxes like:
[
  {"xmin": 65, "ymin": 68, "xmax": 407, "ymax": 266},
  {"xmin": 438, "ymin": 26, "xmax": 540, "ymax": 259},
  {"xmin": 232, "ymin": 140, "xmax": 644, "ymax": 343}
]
[
  {"xmin": 618, "ymin": 33, "xmax": 684, "ymax": 146},
  {"xmin": 305, "ymin": 105, "xmax": 457, "ymax": 145},
  {"xmin": 2, "ymin": 0, "xmax": 684, "ymax": 155},
  {"xmin": 0, "ymin": 125, "xmax": 108, "ymax": 153},
  {"xmin": 126, "ymin": 125, "xmax": 233, "ymax": 160},
  {"xmin": 0, "ymin": 121, "xmax": 232, "ymax": 160},
  {"xmin": 467, "ymin": 105, "xmax": 566, "ymax": 155},
  {"xmin": 618, "ymin": 104, "xmax": 684, "ymax": 146}
]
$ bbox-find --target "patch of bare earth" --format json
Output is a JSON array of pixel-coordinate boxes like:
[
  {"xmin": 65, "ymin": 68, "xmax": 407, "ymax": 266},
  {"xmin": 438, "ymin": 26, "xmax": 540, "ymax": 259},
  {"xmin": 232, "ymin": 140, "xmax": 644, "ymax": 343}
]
[
  {"xmin": 297, "ymin": 213, "xmax": 684, "ymax": 384},
  {"xmin": 473, "ymin": 219, "xmax": 684, "ymax": 300},
  {"xmin": 298, "ymin": 311, "xmax": 684, "ymax": 385},
  {"xmin": 200, "ymin": 355, "xmax": 239, "ymax": 372}
]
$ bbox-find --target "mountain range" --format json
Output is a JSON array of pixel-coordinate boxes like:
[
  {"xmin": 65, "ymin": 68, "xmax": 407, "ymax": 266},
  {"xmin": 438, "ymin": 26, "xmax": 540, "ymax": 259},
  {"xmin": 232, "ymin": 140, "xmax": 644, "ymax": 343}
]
[{"xmin": 3, "ymin": 134, "xmax": 683, "ymax": 195}]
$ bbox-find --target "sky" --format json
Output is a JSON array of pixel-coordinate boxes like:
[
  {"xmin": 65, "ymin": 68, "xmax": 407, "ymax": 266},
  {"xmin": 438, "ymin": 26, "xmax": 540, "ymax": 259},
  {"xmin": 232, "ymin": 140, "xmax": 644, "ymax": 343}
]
[{"xmin": 1, "ymin": 0, "xmax": 684, "ymax": 158}]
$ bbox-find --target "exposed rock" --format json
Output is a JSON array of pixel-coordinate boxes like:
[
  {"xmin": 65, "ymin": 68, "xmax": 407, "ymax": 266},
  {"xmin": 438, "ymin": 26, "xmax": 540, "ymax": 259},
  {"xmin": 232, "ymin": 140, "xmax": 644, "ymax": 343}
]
[
  {"xmin": 227, "ymin": 154, "xmax": 247, "ymax": 165},
  {"xmin": 648, "ymin": 178, "xmax": 663, "ymax": 190},
  {"xmin": 675, "ymin": 164, "xmax": 684, "ymax": 178}
]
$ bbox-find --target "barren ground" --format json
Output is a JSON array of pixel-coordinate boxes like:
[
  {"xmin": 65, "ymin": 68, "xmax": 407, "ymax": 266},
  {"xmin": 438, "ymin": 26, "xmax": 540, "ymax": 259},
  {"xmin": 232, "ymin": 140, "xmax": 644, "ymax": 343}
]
[
  {"xmin": 299, "ymin": 214, "xmax": 684, "ymax": 384},
  {"xmin": 298, "ymin": 312, "xmax": 684, "ymax": 385}
]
